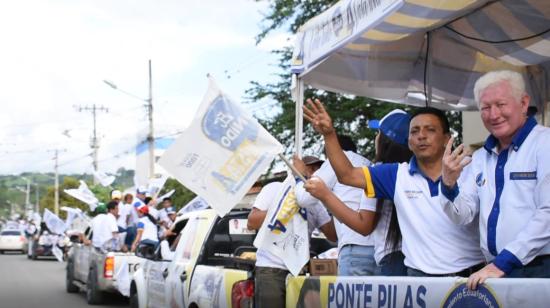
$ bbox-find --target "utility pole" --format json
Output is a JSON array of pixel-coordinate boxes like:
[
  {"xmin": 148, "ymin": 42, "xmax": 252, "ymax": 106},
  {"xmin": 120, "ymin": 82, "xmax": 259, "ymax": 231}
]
[
  {"xmin": 147, "ymin": 59, "xmax": 155, "ymax": 179},
  {"xmin": 35, "ymin": 184, "xmax": 39, "ymax": 213},
  {"xmin": 75, "ymin": 104, "xmax": 108, "ymax": 178},
  {"xmin": 49, "ymin": 149, "xmax": 66, "ymax": 216}
]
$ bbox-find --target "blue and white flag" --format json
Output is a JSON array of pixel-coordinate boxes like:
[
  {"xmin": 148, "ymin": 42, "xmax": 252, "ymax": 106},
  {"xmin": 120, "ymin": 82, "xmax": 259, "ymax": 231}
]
[
  {"xmin": 177, "ymin": 196, "xmax": 209, "ymax": 215},
  {"xmin": 253, "ymin": 175, "xmax": 310, "ymax": 276},
  {"xmin": 43, "ymin": 209, "xmax": 67, "ymax": 235},
  {"xmin": 159, "ymin": 77, "xmax": 283, "ymax": 216}
]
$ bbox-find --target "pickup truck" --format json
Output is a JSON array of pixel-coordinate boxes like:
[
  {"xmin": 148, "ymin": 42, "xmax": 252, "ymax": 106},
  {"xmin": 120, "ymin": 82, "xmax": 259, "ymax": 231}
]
[
  {"xmin": 66, "ymin": 226, "xmax": 141, "ymax": 305},
  {"xmin": 130, "ymin": 207, "xmax": 257, "ymax": 308}
]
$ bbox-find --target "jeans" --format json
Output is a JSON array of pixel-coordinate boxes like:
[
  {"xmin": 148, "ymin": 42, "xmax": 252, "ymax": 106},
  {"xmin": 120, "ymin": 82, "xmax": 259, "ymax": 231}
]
[
  {"xmin": 375, "ymin": 251, "xmax": 407, "ymax": 276},
  {"xmin": 255, "ymin": 267, "xmax": 289, "ymax": 308},
  {"xmin": 125, "ymin": 226, "xmax": 136, "ymax": 247},
  {"xmin": 507, "ymin": 254, "xmax": 550, "ymax": 278},
  {"xmin": 338, "ymin": 245, "xmax": 376, "ymax": 276}
]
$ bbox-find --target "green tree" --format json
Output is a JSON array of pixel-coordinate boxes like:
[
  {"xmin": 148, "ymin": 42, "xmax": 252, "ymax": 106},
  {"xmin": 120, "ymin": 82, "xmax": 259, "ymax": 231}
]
[{"xmin": 248, "ymin": 0, "xmax": 462, "ymax": 159}]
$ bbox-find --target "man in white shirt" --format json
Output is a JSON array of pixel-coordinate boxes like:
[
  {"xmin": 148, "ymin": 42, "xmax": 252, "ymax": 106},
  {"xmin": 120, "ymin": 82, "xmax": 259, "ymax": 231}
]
[
  {"xmin": 158, "ymin": 197, "xmax": 174, "ymax": 228},
  {"xmin": 91, "ymin": 201, "xmax": 119, "ymax": 251},
  {"xmin": 295, "ymin": 137, "xmax": 376, "ymax": 276},
  {"xmin": 441, "ymin": 70, "xmax": 550, "ymax": 289},
  {"xmin": 248, "ymin": 158, "xmax": 337, "ymax": 308},
  {"xmin": 302, "ymin": 99, "xmax": 485, "ymax": 276}
]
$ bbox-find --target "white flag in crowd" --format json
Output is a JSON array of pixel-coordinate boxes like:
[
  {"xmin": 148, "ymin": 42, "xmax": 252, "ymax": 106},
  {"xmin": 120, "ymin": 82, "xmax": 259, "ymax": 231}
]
[
  {"xmin": 177, "ymin": 196, "xmax": 209, "ymax": 215},
  {"xmin": 159, "ymin": 77, "xmax": 283, "ymax": 216},
  {"xmin": 61, "ymin": 206, "xmax": 84, "ymax": 230},
  {"xmin": 52, "ymin": 244, "xmax": 64, "ymax": 262},
  {"xmin": 148, "ymin": 174, "xmax": 169, "ymax": 198},
  {"xmin": 64, "ymin": 180, "xmax": 99, "ymax": 211},
  {"xmin": 43, "ymin": 209, "xmax": 67, "ymax": 235},
  {"xmin": 93, "ymin": 170, "xmax": 115, "ymax": 187},
  {"xmin": 253, "ymin": 175, "xmax": 310, "ymax": 276},
  {"xmin": 157, "ymin": 189, "xmax": 175, "ymax": 201},
  {"xmin": 114, "ymin": 260, "xmax": 130, "ymax": 297}
]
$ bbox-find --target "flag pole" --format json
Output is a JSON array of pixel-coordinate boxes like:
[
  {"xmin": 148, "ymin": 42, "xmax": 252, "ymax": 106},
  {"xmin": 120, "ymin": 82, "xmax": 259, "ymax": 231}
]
[{"xmin": 278, "ymin": 154, "xmax": 306, "ymax": 182}]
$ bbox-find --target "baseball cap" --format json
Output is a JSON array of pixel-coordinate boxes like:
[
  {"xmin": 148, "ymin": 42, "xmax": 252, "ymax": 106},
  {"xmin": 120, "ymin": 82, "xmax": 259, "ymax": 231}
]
[
  {"xmin": 136, "ymin": 186, "xmax": 148, "ymax": 195},
  {"xmin": 302, "ymin": 155, "xmax": 324, "ymax": 166},
  {"xmin": 111, "ymin": 190, "xmax": 122, "ymax": 200},
  {"xmin": 95, "ymin": 203, "xmax": 107, "ymax": 214},
  {"xmin": 371, "ymin": 109, "xmax": 411, "ymax": 146},
  {"xmin": 134, "ymin": 201, "xmax": 148, "ymax": 214}
]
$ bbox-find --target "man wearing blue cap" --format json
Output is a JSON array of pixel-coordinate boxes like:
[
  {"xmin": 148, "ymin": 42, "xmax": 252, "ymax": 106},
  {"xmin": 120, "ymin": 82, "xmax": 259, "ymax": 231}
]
[{"xmin": 303, "ymin": 100, "xmax": 484, "ymax": 277}]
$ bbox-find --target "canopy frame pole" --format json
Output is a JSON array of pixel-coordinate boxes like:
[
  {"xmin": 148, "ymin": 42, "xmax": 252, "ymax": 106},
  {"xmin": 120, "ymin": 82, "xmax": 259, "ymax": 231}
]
[
  {"xmin": 294, "ymin": 74, "xmax": 304, "ymax": 157},
  {"xmin": 426, "ymin": 31, "xmax": 433, "ymax": 106}
]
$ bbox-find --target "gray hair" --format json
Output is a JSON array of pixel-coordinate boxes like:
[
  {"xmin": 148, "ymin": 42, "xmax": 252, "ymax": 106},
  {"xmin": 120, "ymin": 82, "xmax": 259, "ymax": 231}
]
[{"xmin": 473, "ymin": 70, "xmax": 526, "ymax": 108}]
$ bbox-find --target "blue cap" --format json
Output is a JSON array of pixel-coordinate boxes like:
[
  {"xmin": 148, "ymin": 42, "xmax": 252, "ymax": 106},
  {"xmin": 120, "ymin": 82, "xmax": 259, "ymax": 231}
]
[{"xmin": 374, "ymin": 109, "xmax": 410, "ymax": 147}]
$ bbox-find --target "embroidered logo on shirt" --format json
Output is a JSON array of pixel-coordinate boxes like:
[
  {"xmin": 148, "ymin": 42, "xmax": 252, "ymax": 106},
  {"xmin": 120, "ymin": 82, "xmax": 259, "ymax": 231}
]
[
  {"xmin": 510, "ymin": 171, "xmax": 537, "ymax": 180},
  {"xmin": 404, "ymin": 190, "xmax": 423, "ymax": 199},
  {"xmin": 475, "ymin": 172, "xmax": 486, "ymax": 187}
]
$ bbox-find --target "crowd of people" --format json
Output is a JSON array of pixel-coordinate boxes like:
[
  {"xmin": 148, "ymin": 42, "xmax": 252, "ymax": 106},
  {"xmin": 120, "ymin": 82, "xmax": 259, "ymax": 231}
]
[
  {"xmin": 249, "ymin": 69, "xmax": 550, "ymax": 304},
  {"xmin": 87, "ymin": 188, "xmax": 177, "ymax": 254}
]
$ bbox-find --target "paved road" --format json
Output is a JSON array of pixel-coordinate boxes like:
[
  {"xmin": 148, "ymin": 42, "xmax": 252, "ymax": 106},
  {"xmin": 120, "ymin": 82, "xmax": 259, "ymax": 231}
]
[{"xmin": 0, "ymin": 252, "xmax": 128, "ymax": 308}]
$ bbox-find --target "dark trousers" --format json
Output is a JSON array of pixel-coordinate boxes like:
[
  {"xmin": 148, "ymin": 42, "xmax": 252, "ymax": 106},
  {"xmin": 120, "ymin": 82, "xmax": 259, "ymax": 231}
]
[
  {"xmin": 255, "ymin": 266, "xmax": 289, "ymax": 308},
  {"xmin": 407, "ymin": 262, "xmax": 485, "ymax": 277},
  {"xmin": 507, "ymin": 255, "xmax": 550, "ymax": 278}
]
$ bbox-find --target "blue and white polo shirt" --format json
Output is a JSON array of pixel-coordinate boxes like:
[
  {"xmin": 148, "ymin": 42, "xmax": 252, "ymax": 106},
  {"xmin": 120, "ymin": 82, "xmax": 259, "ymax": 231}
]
[
  {"xmin": 363, "ymin": 157, "xmax": 484, "ymax": 274},
  {"xmin": 441, "ymin": 117, "xmax": 550, "ymax": 274}
]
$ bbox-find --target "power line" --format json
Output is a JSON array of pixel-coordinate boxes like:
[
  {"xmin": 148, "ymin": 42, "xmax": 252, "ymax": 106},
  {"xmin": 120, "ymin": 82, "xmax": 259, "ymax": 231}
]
[{"xmin": 74, "ymin": 104, "xmax": 109, "ymax": 175}]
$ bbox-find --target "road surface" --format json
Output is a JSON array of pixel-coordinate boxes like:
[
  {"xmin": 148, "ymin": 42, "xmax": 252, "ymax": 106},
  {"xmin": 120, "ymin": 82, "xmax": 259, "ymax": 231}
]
[{"xmin": 0, "ymin": 252, "xmax": 128, "ymax": 308}]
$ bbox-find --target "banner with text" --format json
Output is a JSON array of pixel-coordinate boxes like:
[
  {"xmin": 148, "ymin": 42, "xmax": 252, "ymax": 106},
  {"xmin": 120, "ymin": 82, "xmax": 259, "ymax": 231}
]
[
  {"xmin": 159, "ymin": 77, "xmax": 283, "ymax": 216},
  {"xmin": 286, "ymin": 276, "xmax": 550, "ymax": 308}
]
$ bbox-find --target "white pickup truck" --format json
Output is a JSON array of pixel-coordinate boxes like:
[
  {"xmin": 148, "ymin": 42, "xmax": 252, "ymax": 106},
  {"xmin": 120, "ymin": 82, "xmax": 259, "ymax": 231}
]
[
  {"xmin": 130, "ymin": 207, "xmax": 257, "ymax": 308},
  {"xmin": 66, "ymin": 227, "xmax": 141, "ymax": 305}
]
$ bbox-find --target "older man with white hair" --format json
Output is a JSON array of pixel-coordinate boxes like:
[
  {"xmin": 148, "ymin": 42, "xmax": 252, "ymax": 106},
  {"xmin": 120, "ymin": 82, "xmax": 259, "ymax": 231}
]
[{"xmin": 441, "ymin": 70, "xmax": 550, "ymax": 289}]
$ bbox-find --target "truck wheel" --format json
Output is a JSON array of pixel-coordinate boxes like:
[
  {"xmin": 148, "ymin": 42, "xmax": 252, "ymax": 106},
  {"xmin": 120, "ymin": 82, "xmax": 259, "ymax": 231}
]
[
  {"xmin": 0, "ymin": 250, "xmax": 3, "ymax": 254},
  {"xmin": 129, "ymin": 291, "xmax": 139, "ymax": 308},
  {"xmin": 86, "ymin": 267, "xmax": 104, "ymax": 305},
  {"xmin": 66, "ymin": 260, "xmax": 79, "ymax": 293}
]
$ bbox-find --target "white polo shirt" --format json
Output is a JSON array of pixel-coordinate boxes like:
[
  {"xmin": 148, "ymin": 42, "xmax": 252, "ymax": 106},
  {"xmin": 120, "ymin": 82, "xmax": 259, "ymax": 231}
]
[
  {"xmin": 91, "ymin": 213, "xmax": 118, "ymax": 248},
  {"xmin": 296, "ymin": 151, "xmax": 374, "ymax": 251},
  {"xmin": 363, "ymin": 158, "xmax": 484, "ymax": 274},
  {"xmin": 441, "ymin": 117, "xmax": 550, "ymax": 274},
  {"xmin": 255, "ymin": 182, "xmax": 332, "ymax": 270},
  {"xmin": 137, "ymin": 216, "xmax": 159, "ymax": 242}
]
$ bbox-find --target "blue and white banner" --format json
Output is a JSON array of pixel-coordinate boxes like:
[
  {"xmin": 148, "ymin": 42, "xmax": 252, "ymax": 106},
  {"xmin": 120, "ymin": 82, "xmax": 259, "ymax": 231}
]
[
  {"xmin": 159, "ymin": 77, "xmax": 283, "ymax": 216},
  {"xmin": 253, "ymin": 175, "xmax": 309, "ymax": 276},
  {"xmin": 287, "ymin": 275, "xmax": 550, "ymax": 308}
]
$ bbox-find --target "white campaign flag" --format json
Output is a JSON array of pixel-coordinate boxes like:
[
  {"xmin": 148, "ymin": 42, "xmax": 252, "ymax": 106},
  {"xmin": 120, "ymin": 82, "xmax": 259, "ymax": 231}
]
[
  {"xmin": 93, "ymin": 170, "xmax": 115, "ymax": 187},
  {"xmin": 114, "ymin": 260, "xmax": 130, "ymax": 297},
  {"xmin": 148, "ymin": 174, "xmax": 169, "ymax": 198},
  {"xmin": 159, "ymin": 77, "xmax": 283, "ymax": 216},
  {"xmin": 177, "ymin": 196, "xmax": 209, "ymax": 215},
  {"xmin": 52, "ymin": 244, "xmax": 64, "ymax": 262},
  {"xmin": 157, "ymin": 189, "xmax": 175, "ymax": 201},
  {"xmin": 64, "ymin": 180, "xmax": 99, "ymax": 211},
  {"xmin": 253, "ymin": 175, "xmax": 310, "ymax": 276},
  {"xmin": 43, "ymin": 209, "xmax": 67, "ymax": 235},
  {"xmin": 61, "ymin": 207, "xmax": 84, "ymax": 230}
]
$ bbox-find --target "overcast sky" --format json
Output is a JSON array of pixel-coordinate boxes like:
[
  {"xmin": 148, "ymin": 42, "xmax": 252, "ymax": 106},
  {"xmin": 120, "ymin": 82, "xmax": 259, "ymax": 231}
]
[{"xmin": 0, "ymin": 0, "xmax": 291, "ymax": 175}]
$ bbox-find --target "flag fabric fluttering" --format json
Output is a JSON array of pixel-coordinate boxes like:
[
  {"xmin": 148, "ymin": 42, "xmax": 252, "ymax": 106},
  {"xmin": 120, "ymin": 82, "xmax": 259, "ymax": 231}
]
[
  {"xmin": 93, "ymin": 170, "xmax": 115, "ymax": 187},
  {"xmin": 253, "ymin": 175, "xmax": 310, "ymax": 276},
  {"xmin": 64, "ymin": 180, "xmax": 99, "ymax": 211},
  {"xmin": 159, "ymin": 77, "xmax": 283, "ymax": 216},
  {"xmin": 43, "ymin": 208, "xmax": 67, "ymax": 235}
]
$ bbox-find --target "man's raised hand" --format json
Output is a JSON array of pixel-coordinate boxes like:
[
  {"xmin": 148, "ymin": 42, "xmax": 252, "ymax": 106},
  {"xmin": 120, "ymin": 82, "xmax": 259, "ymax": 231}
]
[
  {"xmin": 442, "ymin": 137, "xmax": 472, "ymax": 187},
  {"xmin": 303, "ymin": 98, "xmax": 335, "ymax": 136}
]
